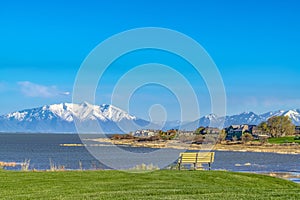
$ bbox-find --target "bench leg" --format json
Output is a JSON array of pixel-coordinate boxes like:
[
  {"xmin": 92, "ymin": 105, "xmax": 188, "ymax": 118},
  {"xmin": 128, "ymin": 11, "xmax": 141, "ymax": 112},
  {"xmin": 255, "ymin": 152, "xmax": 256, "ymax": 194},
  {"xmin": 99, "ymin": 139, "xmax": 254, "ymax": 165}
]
[
  {"xmin": 195, "ymin": 163, "xmax": 203, "ymax": 170},
  {"xmin": 208, "ymin": 163, "xmax": 211, "ymax": 170}
]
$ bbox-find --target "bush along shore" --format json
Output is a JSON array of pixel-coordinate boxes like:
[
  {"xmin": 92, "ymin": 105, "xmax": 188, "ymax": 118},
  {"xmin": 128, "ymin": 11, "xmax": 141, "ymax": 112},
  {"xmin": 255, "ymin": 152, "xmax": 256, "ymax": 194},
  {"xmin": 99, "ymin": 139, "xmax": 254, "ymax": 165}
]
[{"xmin": 89, "ymin": 136, "xmax": 300, "ymax": 155}]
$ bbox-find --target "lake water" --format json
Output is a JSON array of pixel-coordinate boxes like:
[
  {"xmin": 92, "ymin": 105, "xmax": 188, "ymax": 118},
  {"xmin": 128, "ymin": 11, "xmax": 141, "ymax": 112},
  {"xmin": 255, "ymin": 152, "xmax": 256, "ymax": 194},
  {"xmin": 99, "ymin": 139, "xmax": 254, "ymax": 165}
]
[{"xmin": 0, "ymin": 134, "xmax": 299, "ymax": 182}]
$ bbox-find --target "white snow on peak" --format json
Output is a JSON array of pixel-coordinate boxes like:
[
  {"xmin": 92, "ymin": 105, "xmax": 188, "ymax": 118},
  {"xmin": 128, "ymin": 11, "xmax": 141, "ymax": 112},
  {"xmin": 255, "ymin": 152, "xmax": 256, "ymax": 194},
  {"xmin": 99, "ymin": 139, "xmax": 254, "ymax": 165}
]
[
  {"xmin": 205, "ymin": 114, "xmax": 218, "ymax": 120},
  {"xmin": 3, "ymin": 102, "xmax": 137, "ymax": 123},
  {"xmin": 284, "ymin": 109, "xmax": 299, "ymax": 116},
  {"xmin": 283, "ymin": 110, "xmax": 300, "ymax": 122},
  {"xmin": 7, "ymin": 111, "xmax": 27, "ymax": 121},
  {"xmin": 100, "ymin": 104, "xmax": 136, "ymax": 121},
  {"xmin": 48, "ymin": 103, "xmax": 74, "ymax": 122},
  {"xmin": 71, "ymin": 103, "xmax": 136, "ymax": 122}
]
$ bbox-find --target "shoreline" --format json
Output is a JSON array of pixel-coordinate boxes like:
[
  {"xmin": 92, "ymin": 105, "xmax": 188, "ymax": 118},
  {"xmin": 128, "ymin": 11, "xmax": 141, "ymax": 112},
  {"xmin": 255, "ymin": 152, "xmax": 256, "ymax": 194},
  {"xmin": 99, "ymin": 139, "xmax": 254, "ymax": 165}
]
[{"xmin": 90, "ymin": 138, "xmax": 300, "ymax": 155}]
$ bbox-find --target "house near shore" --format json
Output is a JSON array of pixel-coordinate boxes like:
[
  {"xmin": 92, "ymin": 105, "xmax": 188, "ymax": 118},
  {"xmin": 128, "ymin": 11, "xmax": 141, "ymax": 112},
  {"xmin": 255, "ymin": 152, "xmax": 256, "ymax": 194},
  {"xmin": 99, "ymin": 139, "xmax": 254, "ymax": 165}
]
[
  {"xmin": 197, "ymin": 127, "xmax": 220, "ymax": 135},
  {"xmin": 225, "ymin": 125, "xmax": 257, "ymax": 140},
  {"xmin": 132, "ymin": 129, "xmax": 157, "ymax": 137},
  {"xmin": 177, "ymin": 130, "xmax": 194, "ymax": 136}
]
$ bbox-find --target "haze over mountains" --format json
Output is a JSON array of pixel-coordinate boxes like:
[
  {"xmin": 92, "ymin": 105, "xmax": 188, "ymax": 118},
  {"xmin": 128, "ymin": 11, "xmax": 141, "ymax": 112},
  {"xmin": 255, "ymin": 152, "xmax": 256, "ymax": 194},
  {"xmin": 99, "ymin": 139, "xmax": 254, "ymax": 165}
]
[{"xmin": 0, "ymin": 102, "xmax": 299, "ymax": 133}]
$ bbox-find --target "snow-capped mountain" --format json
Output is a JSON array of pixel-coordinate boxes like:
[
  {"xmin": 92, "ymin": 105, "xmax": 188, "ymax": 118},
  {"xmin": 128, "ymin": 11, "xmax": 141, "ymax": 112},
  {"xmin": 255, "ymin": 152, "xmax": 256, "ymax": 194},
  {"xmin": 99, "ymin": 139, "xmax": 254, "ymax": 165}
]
[
  {"xmin": 179, "ymin": 114, "xmax": 223, "ymax": 131},
  {"xmin": 223, "ymin": 112, "xmax": 262, "ymax": 127},
  {"xmin": 260, "ymin": 109, "xmax": 300, "ymax": 125},
  {"xmin": 283, "ymin": 109, "xmax": 300, "ymax": 124},
  {"xmin": 1, "ymin": 104, "xmax": 300, "ymax": 133},
  {"xmin": 260, "ymin": 110, "xmax": 286, "ymax": 121},
  {"xmin": 0, "ymin": 102, "xmax": 155, "ymax": 133}
]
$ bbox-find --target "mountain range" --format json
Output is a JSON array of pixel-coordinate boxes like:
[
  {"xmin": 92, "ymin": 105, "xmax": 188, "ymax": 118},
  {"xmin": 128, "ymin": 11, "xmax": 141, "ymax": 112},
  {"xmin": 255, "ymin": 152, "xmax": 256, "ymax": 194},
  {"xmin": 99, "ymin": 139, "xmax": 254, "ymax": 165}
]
[
  {"xmin": 180, "ymin": 110, "xmax": 300, "ymax": 131},
  {"xmin": 0, "ymin": 102, "xmax": 300, "ymax": 133}
]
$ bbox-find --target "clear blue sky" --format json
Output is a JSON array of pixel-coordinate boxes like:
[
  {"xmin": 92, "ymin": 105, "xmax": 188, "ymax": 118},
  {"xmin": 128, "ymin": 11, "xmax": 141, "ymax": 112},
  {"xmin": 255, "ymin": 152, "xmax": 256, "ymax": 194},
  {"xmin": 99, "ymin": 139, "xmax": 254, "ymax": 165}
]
[{"xmin": 0, "ymin": 0, "xmax": 300, "ymax": 121}]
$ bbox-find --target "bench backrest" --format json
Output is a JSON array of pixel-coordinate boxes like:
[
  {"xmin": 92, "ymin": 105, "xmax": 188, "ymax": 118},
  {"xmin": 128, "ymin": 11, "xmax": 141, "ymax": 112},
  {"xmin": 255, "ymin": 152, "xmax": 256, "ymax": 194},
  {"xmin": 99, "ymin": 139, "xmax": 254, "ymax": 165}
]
[{"xmin": 179, "ymin": 152, "xmax": 215, "ymax": 164}]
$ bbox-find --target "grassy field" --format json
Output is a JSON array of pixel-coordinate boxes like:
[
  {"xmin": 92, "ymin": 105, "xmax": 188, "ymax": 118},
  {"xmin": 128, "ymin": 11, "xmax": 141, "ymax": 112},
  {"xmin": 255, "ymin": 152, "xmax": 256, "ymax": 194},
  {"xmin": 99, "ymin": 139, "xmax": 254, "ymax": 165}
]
[
  {"xmin": 268, "ymin": 136, "xmax": 300, "ymax": 144},
  {"xmin": 0, "ymin": 170, "xmax": 300, "ymax": 199}
]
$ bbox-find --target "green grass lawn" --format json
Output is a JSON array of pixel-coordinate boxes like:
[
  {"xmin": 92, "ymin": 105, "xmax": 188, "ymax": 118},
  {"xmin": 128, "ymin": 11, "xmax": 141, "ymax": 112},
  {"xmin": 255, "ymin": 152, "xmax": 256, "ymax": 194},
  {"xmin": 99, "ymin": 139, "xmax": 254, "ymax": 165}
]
[
  {"xmin": 268, "ymin": 136, "xmax": 300, "ymax": 144},
  {"xmin": 0, "ymin": 170, "xmax": 299, "ymax": 199}
]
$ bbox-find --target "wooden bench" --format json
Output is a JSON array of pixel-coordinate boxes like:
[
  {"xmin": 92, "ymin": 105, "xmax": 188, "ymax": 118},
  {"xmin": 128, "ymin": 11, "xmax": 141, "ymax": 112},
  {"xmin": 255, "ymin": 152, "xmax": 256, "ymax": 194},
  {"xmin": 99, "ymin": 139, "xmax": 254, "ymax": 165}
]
[{"xmin": 177, "ymin": 152, "xmax": 215, "ymax": 170}]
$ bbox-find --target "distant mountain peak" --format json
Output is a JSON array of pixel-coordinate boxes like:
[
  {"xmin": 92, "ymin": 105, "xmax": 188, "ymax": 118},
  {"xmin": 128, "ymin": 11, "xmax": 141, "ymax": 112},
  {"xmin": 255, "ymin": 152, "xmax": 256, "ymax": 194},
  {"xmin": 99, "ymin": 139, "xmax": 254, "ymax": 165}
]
[
  {"xmin": 0, "ymin": 102, "xmax": 151, "ymax": 133},
  {"xmin": 242, "ymin": 111, "xmax": 255, "ymax": 115},
  {"xmin": 204, "ymin": 113, "xmax": 219, "ymax": 120}
]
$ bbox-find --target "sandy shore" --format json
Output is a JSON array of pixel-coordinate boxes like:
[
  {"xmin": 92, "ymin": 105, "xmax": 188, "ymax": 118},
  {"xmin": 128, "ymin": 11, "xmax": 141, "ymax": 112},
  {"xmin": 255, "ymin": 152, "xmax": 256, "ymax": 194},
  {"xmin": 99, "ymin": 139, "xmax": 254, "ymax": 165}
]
[{"xmin": 90, "ymin": 138, "xmax": 300, "ymax": 155}]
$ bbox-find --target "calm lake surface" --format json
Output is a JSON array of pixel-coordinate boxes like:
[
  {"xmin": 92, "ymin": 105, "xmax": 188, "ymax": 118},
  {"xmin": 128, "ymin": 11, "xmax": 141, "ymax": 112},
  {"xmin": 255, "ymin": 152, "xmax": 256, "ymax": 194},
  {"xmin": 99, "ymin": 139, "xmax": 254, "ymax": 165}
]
[{"xmin": 0, "ymin": 134, "xmax": 299, "ymax": 177}]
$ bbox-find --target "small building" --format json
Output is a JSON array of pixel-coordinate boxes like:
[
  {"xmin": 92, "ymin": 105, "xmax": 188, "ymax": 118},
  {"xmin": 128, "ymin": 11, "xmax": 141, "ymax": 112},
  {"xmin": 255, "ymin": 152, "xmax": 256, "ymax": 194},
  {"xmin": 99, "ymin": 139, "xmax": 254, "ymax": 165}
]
[
  {"xmin": 199, "ymin": 127, "xmax": 220, "ymax": 135},
  {"xmin": 132, "ymin": 129, "xmax": 157, "ymax": 137},
  {"xmin": 178, "ymin": 131, "xmax": 194, "ymax": 136},
  {"xmin": 225, "ymin": 125, "xmax": 251, "ymax": 140}
]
